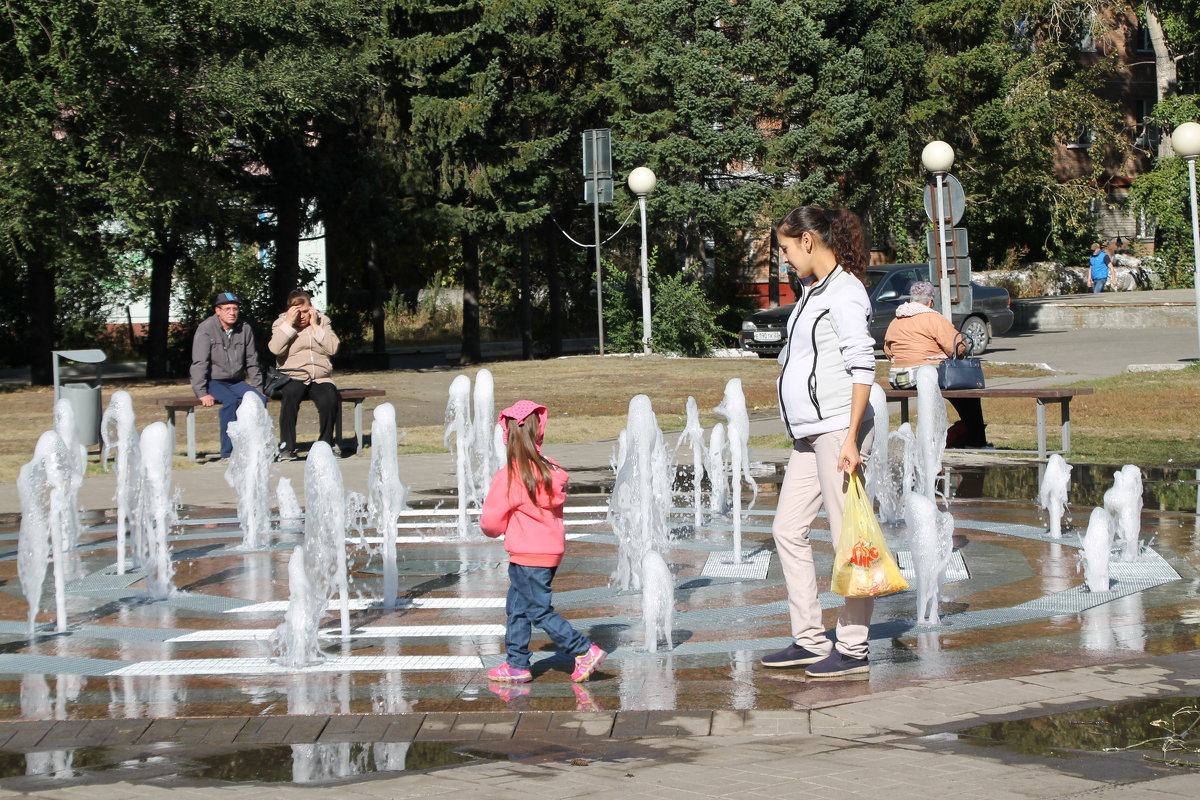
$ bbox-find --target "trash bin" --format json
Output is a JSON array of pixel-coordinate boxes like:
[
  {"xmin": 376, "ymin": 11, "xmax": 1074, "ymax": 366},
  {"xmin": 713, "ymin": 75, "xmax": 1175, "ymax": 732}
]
[
  {"xmin": 52, "ymin": 349, "xmax": 106, "ymax": 448},
  {"xmin": 59, "ymin": 381, "xmax": 102, "ymax": 447}
]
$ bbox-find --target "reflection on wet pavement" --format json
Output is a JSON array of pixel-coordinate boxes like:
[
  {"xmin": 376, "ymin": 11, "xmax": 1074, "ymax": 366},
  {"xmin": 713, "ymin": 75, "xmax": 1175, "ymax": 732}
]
[{"xmin": 0, "ymin": 460, "xmax": 1195, "ymax": 786}]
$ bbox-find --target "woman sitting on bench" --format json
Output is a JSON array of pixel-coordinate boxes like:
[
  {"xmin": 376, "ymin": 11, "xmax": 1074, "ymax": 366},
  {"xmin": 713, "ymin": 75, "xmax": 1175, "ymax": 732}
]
[
  {"xmin": 269, "ymin": 289, "xmax": 341, "ymax": 461},
  {"xmin": 883, "ymin": 281, "xmax": 989, "ymax": 448}
]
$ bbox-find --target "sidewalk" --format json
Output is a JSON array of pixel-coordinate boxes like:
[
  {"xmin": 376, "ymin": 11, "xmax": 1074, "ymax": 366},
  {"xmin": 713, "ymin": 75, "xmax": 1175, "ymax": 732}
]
[{"xmin": 0, "ymin": 652, "xmax": 1196, "ymax": 795}]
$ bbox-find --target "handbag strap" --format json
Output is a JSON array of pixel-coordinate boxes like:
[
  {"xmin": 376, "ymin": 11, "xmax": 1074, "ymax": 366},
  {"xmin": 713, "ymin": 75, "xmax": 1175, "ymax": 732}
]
[{"xmin": 950, "ymin": 333, "xmax": 966, "ymax": 360}]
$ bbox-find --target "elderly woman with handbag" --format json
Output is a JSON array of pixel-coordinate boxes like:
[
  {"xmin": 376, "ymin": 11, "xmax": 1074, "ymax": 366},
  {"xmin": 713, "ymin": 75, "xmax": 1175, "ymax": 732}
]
[
  {"xmin": 883, "ymin": 280, "xmax": 989, "ymax": 448},
  {"xmin": 268, "ymin": 289, "xmax": 341, "ymax": 461}
]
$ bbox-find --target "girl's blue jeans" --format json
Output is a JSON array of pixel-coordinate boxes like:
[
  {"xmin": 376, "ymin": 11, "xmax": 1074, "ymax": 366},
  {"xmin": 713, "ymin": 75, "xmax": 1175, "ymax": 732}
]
[{"xmin": 505, "ymin": 563, "xmax": 591, "ymax": 669}]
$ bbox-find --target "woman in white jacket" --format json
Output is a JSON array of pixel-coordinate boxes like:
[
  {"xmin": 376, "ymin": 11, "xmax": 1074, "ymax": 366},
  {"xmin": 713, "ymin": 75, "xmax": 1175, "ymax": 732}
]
[{"xmin": 761, "ymin": 206, "xmax": 878, "ymax": 678}]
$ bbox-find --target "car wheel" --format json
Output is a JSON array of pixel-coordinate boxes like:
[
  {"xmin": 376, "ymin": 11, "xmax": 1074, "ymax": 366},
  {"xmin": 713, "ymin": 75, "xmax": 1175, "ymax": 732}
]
[{"xmin": 960, "ymin": 316, "xmax": 989, "ymax": 355}]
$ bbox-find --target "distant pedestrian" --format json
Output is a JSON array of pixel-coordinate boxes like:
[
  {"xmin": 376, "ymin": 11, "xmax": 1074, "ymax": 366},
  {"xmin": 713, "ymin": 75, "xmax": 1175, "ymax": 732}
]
[
  {"xmin": 1087, "ymin": 242, "xmax": 1111, "ymax": 293},
  {"xmin": 190, "ymin": 292, "xmax": 266, "ymax": 459},
  {"xmin": 480, "ymin": 400, "xmax": 607, "ymax": 684}
]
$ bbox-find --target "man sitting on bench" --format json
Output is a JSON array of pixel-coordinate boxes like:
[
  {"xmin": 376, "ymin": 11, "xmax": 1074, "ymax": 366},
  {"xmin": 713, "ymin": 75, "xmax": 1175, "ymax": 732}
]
[{"xmin": 190, "ymin": 291, "xmax": 266, "ymax": 460}]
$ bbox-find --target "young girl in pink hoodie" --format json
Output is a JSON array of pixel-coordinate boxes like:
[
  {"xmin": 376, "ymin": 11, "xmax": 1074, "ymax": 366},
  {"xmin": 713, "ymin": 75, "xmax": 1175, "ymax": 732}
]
[{"xmin": 480, "ymin": 400, "xmax": 606, "ymax": 683}]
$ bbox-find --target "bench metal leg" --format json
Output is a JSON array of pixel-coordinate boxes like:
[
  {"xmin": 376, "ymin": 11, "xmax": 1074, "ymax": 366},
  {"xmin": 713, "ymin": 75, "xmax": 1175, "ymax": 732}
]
[
  {"xmin": 899, "ymin": 398, "xmax": 910, "ymax": 425},
  {"xmin": 186, "ymin": 408, "xmax": 197, "ymax": 462},
  {"xmin": 1061, "ymin": 399, "xmax": 1071, "ymax": 454},
  {"xmin": 354, "ymin": 400, "xmax": 365, "ymax": 454},
  {"xmin": 1036, "ymin": 399, "xmax": 1047, "ymax": 460},
  {"xmin": 166, "ymin": 408, "xmax": 176, "ymax": 452}
]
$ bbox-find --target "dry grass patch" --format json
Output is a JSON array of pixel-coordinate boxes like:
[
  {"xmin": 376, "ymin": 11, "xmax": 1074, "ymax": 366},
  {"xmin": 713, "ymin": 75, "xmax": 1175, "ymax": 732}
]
[{"xmin": 3, "ymin": 354, "xmax": 1169, "ymax": 485}]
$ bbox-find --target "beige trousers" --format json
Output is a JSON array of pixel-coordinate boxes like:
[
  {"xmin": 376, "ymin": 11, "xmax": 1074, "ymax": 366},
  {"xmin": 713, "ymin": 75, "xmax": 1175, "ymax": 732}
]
[{"xmin": 771, "ymin": 422, "xmax": 876, "ymax": 659}]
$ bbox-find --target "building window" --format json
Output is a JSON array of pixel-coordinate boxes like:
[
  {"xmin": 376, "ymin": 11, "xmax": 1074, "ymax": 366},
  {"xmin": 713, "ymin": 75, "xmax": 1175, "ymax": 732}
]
[
  {"xmin": 1137, "ymin": 22, "xmax": 1153, "ymax": 53},
  {"xmin": 1067, "ymin": 124, "xmax": 1094, "ymax": 150},
  {"xmin": 1077, "ymin": 8, "xmax": 1098, "ymax": 52},
  {"xmin": 1134, "ymin": 99, "xmax": 1161, "ymax": 151}
]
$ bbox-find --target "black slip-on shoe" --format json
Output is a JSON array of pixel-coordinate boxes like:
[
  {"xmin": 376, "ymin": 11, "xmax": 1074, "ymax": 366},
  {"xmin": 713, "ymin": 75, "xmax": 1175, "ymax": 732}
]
[{"xmin": 761, "ymin": 643, "xmax": 826, "ymax": 668}]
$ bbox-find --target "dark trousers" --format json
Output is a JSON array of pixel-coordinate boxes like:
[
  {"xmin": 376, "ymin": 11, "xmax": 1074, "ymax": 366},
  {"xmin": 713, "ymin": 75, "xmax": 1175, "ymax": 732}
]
[
  {"xmin": 948, "ymin": 397, "xmax": 987, "ymax": 446},
  {"xmin": 209, "ymin": 379, "xmax": 267, "ymax": 457},
  {"xmin": 278, "ymin": 379, "xmax": 339, "ymax": 450},
  {"xmin": 505, "ymin": 563, "xmax": 591, "ymax": 669}
]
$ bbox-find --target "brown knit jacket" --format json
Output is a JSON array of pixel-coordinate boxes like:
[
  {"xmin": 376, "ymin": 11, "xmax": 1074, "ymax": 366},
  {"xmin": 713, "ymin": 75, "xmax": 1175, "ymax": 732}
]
[
  {"xmin": 268, "ymin": 312, "xmax": 340, "ymax": 383},
  {"xmin": 883, "ymin": 305, "xmax": 966, "ymax": 368}
]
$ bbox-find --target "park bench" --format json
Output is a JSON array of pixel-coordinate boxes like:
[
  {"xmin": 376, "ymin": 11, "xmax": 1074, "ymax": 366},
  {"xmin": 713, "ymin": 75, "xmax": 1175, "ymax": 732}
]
[
  {"xmin": 881, "ymin": 387, "xmax": 1095, "ymax": 459},
  {"xmin": 152, "ymin": 388, "xmax": 386, "ymax": 461}
]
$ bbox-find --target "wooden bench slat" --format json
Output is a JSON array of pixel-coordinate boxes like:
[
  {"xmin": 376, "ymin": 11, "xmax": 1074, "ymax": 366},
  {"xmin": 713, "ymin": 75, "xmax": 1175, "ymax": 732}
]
[
  {"xmin": 153, "ymin": 389, "xmax": 387, "ymax": 460},
  {"xmin": 882, "ymin": 388, "xmax": 1093, "ymax": 399},
  {"xmin": 881, "ymin": 384, "xmax": 1090, "ymax": 459},
  {"xmin": 152, "ymin": 388, "xmax": 385, "ymax": 408}
]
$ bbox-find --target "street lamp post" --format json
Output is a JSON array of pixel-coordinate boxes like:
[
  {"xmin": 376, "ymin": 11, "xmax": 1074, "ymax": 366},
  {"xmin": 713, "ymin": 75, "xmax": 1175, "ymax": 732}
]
[
  {"xmin": 922, "ymin": 140, "xmax": 956, "ymax": 320},
  {"xmin": 1170, "ymin": 121, "xmax": 1200, "ymax": 361},
  {"xmin": 627, "ymin": 166, "xmax": 658, "ymax": 354}
]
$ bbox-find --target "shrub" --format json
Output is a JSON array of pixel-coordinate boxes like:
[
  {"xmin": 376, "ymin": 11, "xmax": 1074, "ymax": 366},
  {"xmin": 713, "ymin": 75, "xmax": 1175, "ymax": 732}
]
[{"xmin": 603, "ymin": 251, "xmax": 728, "ymax": 356}]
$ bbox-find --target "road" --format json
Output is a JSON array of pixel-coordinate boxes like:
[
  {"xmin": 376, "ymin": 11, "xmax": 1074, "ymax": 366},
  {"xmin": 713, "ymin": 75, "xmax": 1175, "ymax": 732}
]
[{"xmin": 983, "ymin": 325, "xmax": 1197, "ymax": 385}]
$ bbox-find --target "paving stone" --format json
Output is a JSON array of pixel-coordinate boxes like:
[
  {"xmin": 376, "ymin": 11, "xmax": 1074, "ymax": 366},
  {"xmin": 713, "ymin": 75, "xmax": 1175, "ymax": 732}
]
[
  {"xmin": 511, "ymin": 710, "xmax": 614, "ymax": 739},
  {"xmin": 611, "ymin": 710, "xmax": 713, "ymax": 738},
  {"xmin": 233, "ymin": 715, "xmax": 328, "ymax": 744},
  {"xmin": 0, "ymin": 720, "xmax": 55, "ymax": 749},
  {"xmin": 711, "ymin": 709, "xmax": 811, "ymax": 736},
  {"xmin": 37, "ymin": 719, "xmax": 94, "ymax": 747},
  {"xmin": 446, "ymin": 712, "xmax": 520, "ymax": 741},
  {"xmin": 317, "ymin": 713, "xmax": 421, "ymax": 743},
  {"xmin": 414, "ymin": 712, "xmax": 473, "ymax": 741}
]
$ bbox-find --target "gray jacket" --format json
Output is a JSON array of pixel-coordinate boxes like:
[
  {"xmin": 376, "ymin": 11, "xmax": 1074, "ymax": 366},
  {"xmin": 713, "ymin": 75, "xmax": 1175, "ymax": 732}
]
[{"xmin": 190, "ymin": 314, "xmax": 263, "ymax": 397}]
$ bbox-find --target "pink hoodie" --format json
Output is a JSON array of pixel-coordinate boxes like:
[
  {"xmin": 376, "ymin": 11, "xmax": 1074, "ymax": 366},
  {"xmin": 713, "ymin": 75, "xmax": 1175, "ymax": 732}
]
[
  {"xmin": 480, "ymin": 460, "xmax": 569, "ymax": 567},
  {"xmin": 479, "ymin": 401, "xmax": 569, "ymax": 567}
]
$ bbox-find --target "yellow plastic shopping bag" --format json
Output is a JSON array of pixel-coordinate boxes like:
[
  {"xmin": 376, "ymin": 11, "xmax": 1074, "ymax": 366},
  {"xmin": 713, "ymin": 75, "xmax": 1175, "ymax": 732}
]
[{"xmin": 830, "ymin": 473, "xmax": 909, "ymax": 598}]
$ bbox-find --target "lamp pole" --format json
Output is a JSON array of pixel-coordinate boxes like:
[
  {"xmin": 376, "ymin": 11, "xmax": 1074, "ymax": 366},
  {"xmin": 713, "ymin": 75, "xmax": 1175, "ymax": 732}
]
[
  {"xmin": 627, "ymin": 167, "xmax": 658, "ymax": 354},
  {"xmin": 922, "ymin": 141, "xmax": 956, "ymax": 320},
  {"xmin": 1171, "ymin": 122, "xmax": 1200, "ymax": 361}
]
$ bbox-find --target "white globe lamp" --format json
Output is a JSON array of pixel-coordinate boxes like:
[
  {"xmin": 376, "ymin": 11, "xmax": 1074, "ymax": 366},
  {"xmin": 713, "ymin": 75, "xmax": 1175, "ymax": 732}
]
[
  {"xmin": 921, "ymin": 140, "xmax": 955, "ymax": 173},
  {"xmin": 627, "ymin": 166, "xmax": 657, "ymax": 196}
]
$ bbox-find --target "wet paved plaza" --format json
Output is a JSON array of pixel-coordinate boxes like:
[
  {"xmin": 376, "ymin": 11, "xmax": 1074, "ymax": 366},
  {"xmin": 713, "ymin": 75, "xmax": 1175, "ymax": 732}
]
[{"xmin": 0, "ymin": 457, "xmax": 1198, "ymax": 791}]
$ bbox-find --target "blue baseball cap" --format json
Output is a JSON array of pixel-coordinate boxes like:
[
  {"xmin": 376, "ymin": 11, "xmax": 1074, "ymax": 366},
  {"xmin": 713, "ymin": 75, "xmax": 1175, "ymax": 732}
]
[{"xmin": 213, "ymin": 291, "xmax": 241, "ymax": 307}]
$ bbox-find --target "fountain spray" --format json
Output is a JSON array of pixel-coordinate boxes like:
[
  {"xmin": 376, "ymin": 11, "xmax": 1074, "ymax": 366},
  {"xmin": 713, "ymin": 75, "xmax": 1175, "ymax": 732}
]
[
  {"xmin": 444, "ymin": 375, "xmax": 476, "ymax": 539},
  {"xmin": 137, "ymin": 422, "xmax": 176, "ymax": 600},
  {"xmin": 713, "ymin": 378, "xmax": 757, "ymax": 563},
  {"xmin": 100, "ymin": 391, "xmax": 140, "ymax": 573},
  {"xmin": 225, "ymin": 393, "xmax": 276, "ymax": 549},
  {"xmin": 368, "ymin": 403, "xmax": 407, "ymax": 608},
  {"xmin": 1038, "ymin": 454, "xmax": 1073, "ymax": 539},
  {"xmin": 675, "ymin": 397, "xmax": 706, "ymax": 530},
  {"xmin": 1104, "ymin": 465, "xmax": 1143, "ymax": 562},
  {"xmin": 17, "ymin": 431, "xmax": 73, "ymax": 632}
]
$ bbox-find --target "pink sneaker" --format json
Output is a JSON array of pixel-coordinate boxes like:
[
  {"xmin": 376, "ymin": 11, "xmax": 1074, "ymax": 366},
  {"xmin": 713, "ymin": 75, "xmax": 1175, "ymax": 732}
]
[
  {"xmin": 488, "ymin": 683, "xmax": 531, "ymax": 703},
  {"xmin": 571, "ymin": 644, "xmax": 607, "ymax": 682},
  {"xmin": 571, "ymin": 683, "xmax": 601, "ymax": 711},
  {"xmin": 487, "ymin": 662, "xmax": 532, "ymax": 683}
]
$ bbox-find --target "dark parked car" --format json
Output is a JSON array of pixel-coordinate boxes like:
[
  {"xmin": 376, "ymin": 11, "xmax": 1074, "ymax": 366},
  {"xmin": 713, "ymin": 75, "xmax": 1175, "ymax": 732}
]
[{"xmin": 738, "ymin": 263, "xmax": 1013, "ymax": 358}]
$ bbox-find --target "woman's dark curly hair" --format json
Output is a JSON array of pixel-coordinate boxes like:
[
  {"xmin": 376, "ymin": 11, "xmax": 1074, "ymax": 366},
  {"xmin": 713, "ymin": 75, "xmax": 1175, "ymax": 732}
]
[{"xmin": 776, "ymin": 206, "xmax": 868, "ymax": 286}]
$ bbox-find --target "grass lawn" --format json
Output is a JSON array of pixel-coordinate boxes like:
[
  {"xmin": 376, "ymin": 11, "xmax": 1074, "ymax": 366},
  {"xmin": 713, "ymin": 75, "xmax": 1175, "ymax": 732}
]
[{"xmin": 2, "ymin": 357, "xmax": 1195, "ymax": 484}]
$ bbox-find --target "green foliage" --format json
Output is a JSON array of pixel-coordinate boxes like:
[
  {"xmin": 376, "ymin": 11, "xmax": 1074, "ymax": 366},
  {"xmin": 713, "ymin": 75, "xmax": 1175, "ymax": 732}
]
[
  {"xmin": 0, "ymin": 0, "xmax": 1158, "ymax": 370},
  {"xmin": 1131, "ymin": 96, "xmax": 1200, "ymax": 288},
  {"xmin": 603, "ymin": 250, "xmax": 728, "ymax": 357}
]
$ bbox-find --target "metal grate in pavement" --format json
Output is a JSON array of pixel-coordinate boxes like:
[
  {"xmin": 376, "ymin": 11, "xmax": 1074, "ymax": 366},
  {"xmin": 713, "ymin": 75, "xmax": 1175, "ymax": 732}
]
[{"xmin": 700, "ymin": 551, "xmax": 772, "ymax": 580}]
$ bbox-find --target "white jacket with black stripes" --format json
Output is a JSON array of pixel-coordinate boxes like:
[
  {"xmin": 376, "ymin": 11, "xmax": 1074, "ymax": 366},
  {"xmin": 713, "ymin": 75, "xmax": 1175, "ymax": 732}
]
[{"xmin": 776, "ymin": 265, "xmax": 877, "ymax": 439}]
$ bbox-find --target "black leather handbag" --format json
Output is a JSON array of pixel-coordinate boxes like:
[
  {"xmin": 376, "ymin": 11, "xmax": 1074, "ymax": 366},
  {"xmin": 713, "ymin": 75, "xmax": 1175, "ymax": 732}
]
[
  {"xmin": 937, "ymin": 334, "xmax": 985, "ymax": 390},
  {"xmin": 263, "ymin": 366, "xmax": 307, "ymax": 399}
]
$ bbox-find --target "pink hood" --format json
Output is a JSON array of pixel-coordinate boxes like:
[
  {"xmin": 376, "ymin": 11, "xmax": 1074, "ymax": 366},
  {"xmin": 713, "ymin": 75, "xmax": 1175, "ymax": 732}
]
[{"xmin": 498, "ymin": 400, "xmax": 548, "ymax": 452}]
